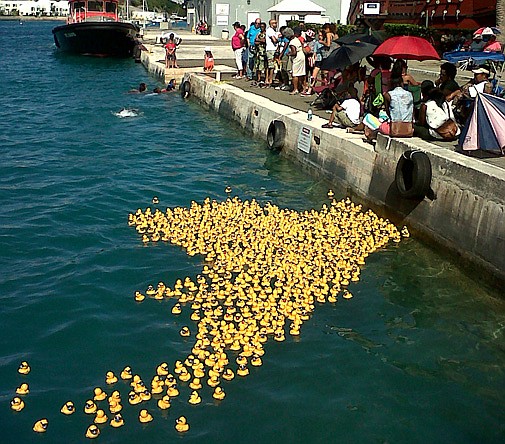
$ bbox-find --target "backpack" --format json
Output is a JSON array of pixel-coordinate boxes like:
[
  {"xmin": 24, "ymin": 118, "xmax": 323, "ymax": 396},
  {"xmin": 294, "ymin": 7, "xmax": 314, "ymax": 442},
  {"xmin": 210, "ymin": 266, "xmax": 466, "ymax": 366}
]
[{"xmin": 425, "ymin": 100, "xmax": 449, "ymax": 129}]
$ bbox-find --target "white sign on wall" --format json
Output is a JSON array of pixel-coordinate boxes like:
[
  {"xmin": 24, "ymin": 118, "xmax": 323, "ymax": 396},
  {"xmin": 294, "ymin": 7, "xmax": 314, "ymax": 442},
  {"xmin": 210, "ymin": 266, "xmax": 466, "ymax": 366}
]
[
  {"xmin": 216, "ymin": 3, "xmax": 230, "ymax": 15},
  {"xmin": 216, "ymin": 15, "xmax": 229, "ymax": 26},
  {"xmin": 363, "ymin": 3, "xmax": 380, "ymax": 15},
  {"xmin": 297, "ymin": 127, "xmax": 312, "ymax": 153}
]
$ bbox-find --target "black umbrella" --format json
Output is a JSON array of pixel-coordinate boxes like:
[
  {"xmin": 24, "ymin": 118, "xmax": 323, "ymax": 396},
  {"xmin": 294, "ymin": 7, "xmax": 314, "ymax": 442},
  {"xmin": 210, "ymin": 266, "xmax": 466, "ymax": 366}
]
[
  {"xmin": 320, "ymin": 42, "xmax": 377, "ymax": 71},
  {"xmin": 336, "ymin": 31, "xmax": 386, "ymax": 46}
]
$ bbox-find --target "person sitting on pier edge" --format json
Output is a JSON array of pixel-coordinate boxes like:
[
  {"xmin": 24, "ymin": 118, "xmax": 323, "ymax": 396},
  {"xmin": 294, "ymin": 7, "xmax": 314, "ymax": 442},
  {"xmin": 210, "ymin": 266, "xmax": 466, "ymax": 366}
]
[
  {"xmin": 321, "ymin": 86, "xmax": 361, "ymax": 129},
  {"xmin": 448, "ymin": 66, "xmax": 492, "ymax": 123},
  {"xmin": 435, "ymin": 62, "xmax": 460, "ymax": 98},
  {"xmin": 204, "ymin": 47, "xmax": 214, "ymax": 72}
]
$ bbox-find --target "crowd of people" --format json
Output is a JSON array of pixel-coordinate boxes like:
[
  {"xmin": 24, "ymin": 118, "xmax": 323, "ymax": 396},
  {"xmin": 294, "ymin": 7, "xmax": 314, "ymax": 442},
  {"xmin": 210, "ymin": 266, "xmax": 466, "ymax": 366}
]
[{"xmin": 227, "ymin": 19, "xmax": 501, "ymax": 143}]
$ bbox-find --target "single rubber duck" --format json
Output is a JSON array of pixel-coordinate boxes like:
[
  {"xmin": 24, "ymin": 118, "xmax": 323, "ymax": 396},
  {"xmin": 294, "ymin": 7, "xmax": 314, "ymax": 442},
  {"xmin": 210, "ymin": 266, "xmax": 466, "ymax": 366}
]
[
  {"xmin": 128, "ymin": 391, "xmax": 141, "ymax": 405},
  {"xmin": 175, "ymin": 416, "xmax": 190, "ymax": 432},
  {"xmin": 110, "ymin": 413, "xmax": 124, "ymax": 428},
  {"xmin": 189, "ymin": 378, "xmax": 202, "ymax": 390},
  {"xmin": 61, "ymin": 401, "xmax": 75, "ymax": 415},
  {"xmin": 237, "ymin": 364, "xmax": 249, "ymax": 377},
  {"xmin": 16, "ymin": 383, "xmax": 29, "ymax": 395},
  {"xmin": 85, "ymin": 424, "xmax": 100, "ymax": 439},
  {"xmin": 109, "ymin": 390, "xmax": 121, "ymax": 402},
  {"xmin": 84, "ymin": 400, "xmax": 97, "ymax": 414},
  {"xmin": 94, "ymin": 409, "xmax": 108, "ymax": 424},
  {"xmin": 188, "ymin": 391, "xmax": 201, "ymax": 405},
  {"xmin": 167, "ymin": 385, "xmax": 179, "ymax": 397},
  {"xmin": 10, "ymin": 397, "xmax": 25, "ymax": 412},
  {"xmin": 121, "ymin": 366, "xmax": 133, "ymax": 379},
  {"xmin": 109, "ymin": 400, "xmax": 123, "ymax": 414},
  {"xmin": 140, "ymin": 389, "xmax": 152, "ymax": 401},
  {"xmin": 138, "ymin": 409, "xmax": 153, "ymax": 424},
  {"xmin": 105, "ymin": 371, "xmax": 118, "ymax": 385},
  {"xmin": 93, "ymin": 387, "xmax": 107, "ymax": 401},
  {"xmin": 222, "ymin": 368, "xmax": 234, "ymax": 381},
  {"xmin": 134, "ymin": 291, "xmax": 145, "ymax": 302},
  {"xmin": 18, "ymin": 361, "xmax": 30, "ymax": 375},
  {"xmin": 171, "ymin": 303, "xmax": 182, "ymax": 315},
  {"xmin": 157, "ymin": 362, "xmax": 169, "ymax": 376},
  {"xmin": 158, "ymin": 395, "xmax": 171, "ymax": 410},
  {"xmin": 213, "ymin": 387, "xmax": 225, "ymax": 400},
  {"xmin": 152, "ymin": 196, "xmax": 159, "ymax": 204},
  {"xmin": 33, "ymin": 418, "xmax": 48, "ymax": 433},
  {"xmin": 180, "ymin": 326, "xmax": 191, "ymax": 337}
]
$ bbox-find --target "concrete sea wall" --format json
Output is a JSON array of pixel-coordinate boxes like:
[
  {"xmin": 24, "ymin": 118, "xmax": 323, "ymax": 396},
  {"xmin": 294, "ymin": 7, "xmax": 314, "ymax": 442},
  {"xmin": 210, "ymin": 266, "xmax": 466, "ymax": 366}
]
[
  {"xmin": 183, "ymin": 74, "xmax": 505, "ymax": 282},
  {"xmin": 155, "ymin": 66, "xmax": 505, "ymax": 281}
]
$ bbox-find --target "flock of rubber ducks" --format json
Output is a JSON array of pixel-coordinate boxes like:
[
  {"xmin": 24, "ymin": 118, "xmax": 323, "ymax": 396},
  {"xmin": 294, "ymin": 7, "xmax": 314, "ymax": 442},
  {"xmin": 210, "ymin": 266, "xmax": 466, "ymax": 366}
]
[{"xmin": 11, "ymin": 192, "xmax": 408, "ymax": 438}]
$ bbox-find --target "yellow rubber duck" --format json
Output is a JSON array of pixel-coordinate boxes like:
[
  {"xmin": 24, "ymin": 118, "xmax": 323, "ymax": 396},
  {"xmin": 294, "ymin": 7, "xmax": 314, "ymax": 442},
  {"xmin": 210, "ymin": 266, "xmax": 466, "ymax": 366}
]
[
  {"xmin": 33, "ymin": 418, "xmax": 48, "ymax": 433},
  {"xmin": 175, "ymin": 416, "xmax": 189, "ymax": 433},
  {"xmin": 156, "ymin": 362, "xmax": 169, "ymax": 376},
  {"xmin": 237, "ymin": 364, "xmax": 249, "ymax": 377},
  {"xmin": 222, "ymin": 368, "xmax": 234, "ymax": 381},
  {"xmin": 110, "ymin": 413, "xmax": 124, "ymax": 428},
  {"xmin": 151, "ymin": 380, "xmax": 164, "ymax": 394},
  {"xmin": 18, "ymin": 361, "xmax": 30, "ymax": 375},
  {"xmin": 16, "ymin": 383, "xmax": 29, "ymax": 395},
  {"xmin": 171, "ymin": 303, "xmax": 182, "ymax": 315},
  {"xmin": 178, "ymin": 368, "xmax": 191, "ymax": 382},
  {"xmin": 145, "ymin": 285, "xmax": 156, "ymax": 296},
  {"xmin": 94, "ymin": 409, "xmax": 108, "ymax": 424},
  {"xmin": 152, "ymin": 196, "xmax": 159, "ymax": 204},
  {"xmin": 121, "ymin": 366, "xmax": 133, "ymax": 379},
  {"xmin": 84, "ymin": 400, "xmax": 97, "ymax": 414},
  {"xmin": 85, "ymin": 424, "xmax": 100, "ymax": 439},
  {"xmin": 10, "ymin": 397, "xmax": 25, "ymax": 412},
  {"xmin": 213, "ymin": 387, "xmax": 225, "ymax": 400},
  {"xmin": 251, "ymin": 355, "xmax": 262, "ymax": 367},
  {"xmin": 93, "ymin": 387, "xmax": 107, "ymax": 401},
  {"xmin": 109, "ymin": 400, "xmax": 122, "ymax": 414},
  {"xmin": 140, "ymin": 389, "xmax": 152, "ymax": 401},
  {"xmin": 157, "ymin": 395, "xmax": 171, "ymax": 410},
  {"xmin": 139, "ymin": 409, "xmax": 153, "ymax": 423},
  {"xmin": 167, "ymin": 385, "xmax": 179, "ymax": 397},
  {"xmin": 188, "ymin": 391, "xmax": 201, "ymax": 404},
  {"xmin": 105, "ymin": 371, "xmax": 118, "ymax": 385},
  {"xmin": 128, "ymin": 391, "xmax": 141, "ymax": 405},
  {"xmin": 180, "ymin": 326, "xmax": 191, "ymax": 337},
  {"xmin": 61, "ymin": 401, "xmax": 75, "ymax": 415},
  {"xmin": 189, "ymin": 378, "xmax": 202, "ymax": 390},
  {"xmin": 109, "ymin": 390, "xmax": 121, "ymax": 403},
  {"xmin": 134, "ymin": 291, "xmax": 145, "ymax": 302}
]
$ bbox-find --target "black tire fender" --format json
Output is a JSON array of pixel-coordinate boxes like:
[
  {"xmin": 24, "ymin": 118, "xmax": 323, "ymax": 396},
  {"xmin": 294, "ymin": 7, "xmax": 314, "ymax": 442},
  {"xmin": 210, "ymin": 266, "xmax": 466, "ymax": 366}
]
[
  {"xmin": 181, "ymin": 80, "xmax": 191, "ymax": 99},
  {"xmin": 266, "ymin": 120, "xmax": 286, "ymax": 150},
  {"xmin": 395, "ymin": 150, "xmax": 432, "ymax": 199}
]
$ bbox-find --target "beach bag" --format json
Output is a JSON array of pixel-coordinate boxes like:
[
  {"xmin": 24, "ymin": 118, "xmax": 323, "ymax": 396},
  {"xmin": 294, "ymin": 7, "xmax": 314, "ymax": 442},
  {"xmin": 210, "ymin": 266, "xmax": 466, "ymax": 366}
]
[
  {"xmin": 425, "ymin": 100, "xmax": 449, "ymax": 129},
  {"xmin": 436, "ymin": 119, "xmax": 458, "ymax": 140},
  {"xmin": 390, "ymin": 121, "xmax": 414, "ymax": 138}
]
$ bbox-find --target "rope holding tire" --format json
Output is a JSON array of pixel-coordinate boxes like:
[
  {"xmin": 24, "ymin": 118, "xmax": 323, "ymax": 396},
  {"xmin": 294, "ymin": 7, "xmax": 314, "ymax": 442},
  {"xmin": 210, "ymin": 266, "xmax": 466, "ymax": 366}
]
[
  {"xmin": 266, "ymin": 120, "xmax": 286, "ymax": 151},
  {"xmin": 395, "ymin": 150, "xmax": 432, "ymax": 199},
  {"xmin": 181, "ymin": 80, "xmax": 191, "ymax": 99}
]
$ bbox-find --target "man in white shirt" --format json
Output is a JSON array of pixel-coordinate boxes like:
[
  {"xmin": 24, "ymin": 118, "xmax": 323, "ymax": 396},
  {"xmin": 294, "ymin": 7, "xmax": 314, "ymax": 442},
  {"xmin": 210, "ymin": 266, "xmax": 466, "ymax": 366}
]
[
  {"xmin": 322, "ymin": 87, "xmax": 361, "ymax": 129},
  {"xmin": 265, "ymin": 19, "xmax": 279, "ymax": 86}
]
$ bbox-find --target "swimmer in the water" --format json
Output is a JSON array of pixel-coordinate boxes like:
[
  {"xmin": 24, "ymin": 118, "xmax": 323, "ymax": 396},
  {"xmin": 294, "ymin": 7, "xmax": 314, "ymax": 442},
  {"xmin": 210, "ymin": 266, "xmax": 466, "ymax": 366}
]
[
  {"xmin": 162, "ymin": 79, "xmax": 176, "ymax": 92},
  {"xmin": 129, "ymin": 83, "xmax": 147, "ymax": 93}
]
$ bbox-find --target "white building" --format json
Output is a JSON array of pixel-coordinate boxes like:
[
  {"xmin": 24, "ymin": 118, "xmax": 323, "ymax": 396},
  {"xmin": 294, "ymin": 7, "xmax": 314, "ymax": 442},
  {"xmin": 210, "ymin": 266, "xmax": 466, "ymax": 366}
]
[{"xmin": 0, "ymin": 0, "xmax": 69, "ymax": 16}]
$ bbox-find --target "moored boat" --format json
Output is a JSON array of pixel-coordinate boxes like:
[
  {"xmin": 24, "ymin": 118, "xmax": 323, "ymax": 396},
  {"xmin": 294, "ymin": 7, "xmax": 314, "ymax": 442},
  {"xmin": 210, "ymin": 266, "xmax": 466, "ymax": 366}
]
[{"xmin": 52, "ymin": 0, "xmax": 139, "ymax": 57}]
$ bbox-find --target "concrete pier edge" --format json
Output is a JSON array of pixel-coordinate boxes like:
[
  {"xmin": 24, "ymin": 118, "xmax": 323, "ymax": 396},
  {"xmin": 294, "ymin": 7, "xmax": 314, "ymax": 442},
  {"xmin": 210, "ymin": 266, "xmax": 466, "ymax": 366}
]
[{"xmin": 140, "ymin": 50, "xmax": 505, "ymax": 285}]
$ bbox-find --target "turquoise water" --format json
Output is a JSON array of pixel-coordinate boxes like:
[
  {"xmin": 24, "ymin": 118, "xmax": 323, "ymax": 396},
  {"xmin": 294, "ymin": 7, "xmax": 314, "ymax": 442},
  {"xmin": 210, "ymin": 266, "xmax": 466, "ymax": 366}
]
[{"xmin": 1, "ymin": 20, "xmax": 504, "ymax": 443}]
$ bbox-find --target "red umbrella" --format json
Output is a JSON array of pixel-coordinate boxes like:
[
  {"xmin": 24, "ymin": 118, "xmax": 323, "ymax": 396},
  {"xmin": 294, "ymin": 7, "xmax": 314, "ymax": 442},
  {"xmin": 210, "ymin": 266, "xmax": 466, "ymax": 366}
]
[{"xmin": 372, "ymin": 36, "xmax": 440, "ymax": 61}]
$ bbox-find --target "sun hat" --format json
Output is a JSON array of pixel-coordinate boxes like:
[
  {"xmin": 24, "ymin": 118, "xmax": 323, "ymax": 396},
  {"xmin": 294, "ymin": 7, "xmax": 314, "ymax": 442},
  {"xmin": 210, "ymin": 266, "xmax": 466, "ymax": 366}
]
[
  {"xmin": 204, "ymin": 46, "xmax": 212, "ymax": 52},
  {"xmin": 306, "ymin": 29, "xmax": 315, "ymax": 39},
  {"xmin": 472, "ymin": 67, "xmax": 490, "ymax": 75}
]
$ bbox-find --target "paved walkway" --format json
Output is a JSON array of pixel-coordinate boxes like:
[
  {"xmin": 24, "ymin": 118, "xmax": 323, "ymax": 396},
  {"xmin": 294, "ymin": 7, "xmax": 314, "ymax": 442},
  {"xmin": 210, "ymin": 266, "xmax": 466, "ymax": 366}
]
[{"xmin": 141, "ymin": 29, "xmax": 505, "ymax": 169}]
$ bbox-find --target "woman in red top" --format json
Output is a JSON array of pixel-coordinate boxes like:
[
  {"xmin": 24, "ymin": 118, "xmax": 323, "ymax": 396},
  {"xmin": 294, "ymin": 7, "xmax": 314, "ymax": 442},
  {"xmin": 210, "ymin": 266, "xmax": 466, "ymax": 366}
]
[
  {"xmin": 231, "ymin": 22, "xmax": 246, "ymax": 78},
  {"xmin": 165, "ymin": 33, "xmax": 177, "ymax": 69}
]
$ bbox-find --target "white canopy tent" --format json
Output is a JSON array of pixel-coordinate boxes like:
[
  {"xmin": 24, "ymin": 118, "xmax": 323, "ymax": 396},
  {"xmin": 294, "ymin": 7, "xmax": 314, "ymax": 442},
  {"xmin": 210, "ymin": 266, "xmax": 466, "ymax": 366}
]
[{"xmin": 267, "ymin": 0, "xmax": 326, "ymax": 28}]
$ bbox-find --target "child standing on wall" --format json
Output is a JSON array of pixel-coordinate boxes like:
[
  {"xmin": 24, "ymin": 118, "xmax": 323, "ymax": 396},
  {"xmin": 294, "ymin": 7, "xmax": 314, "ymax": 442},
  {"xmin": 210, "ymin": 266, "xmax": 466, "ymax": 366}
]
[{"xmin": 204, "ymin": 46, "xmax": 214, "ymax": 72}]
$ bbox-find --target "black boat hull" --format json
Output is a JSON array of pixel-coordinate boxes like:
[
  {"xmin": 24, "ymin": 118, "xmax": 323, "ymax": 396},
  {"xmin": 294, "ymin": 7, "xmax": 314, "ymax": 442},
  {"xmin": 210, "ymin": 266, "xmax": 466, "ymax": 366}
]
[{"xmin": 52, "ymin": 22, "xmax": 139, "ymax": 57}]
